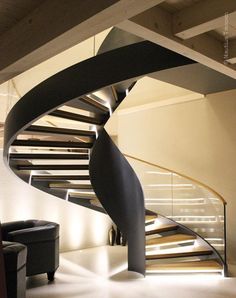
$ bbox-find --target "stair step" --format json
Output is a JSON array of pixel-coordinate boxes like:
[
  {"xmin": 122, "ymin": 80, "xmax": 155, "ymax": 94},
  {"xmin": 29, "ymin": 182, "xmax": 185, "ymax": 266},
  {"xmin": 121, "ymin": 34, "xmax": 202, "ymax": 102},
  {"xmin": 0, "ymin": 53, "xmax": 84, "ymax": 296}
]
[
  {"xmin": 146, "ymin": 234, "xmax": 196, "ymax": 247},
  {"xmin": 145, "ymin": 215, "xmax": 158, "ymax": 222},
  {"xmin": 12, "ymin": 140, "xmax": 93, "ymax": 148},
  {"xmin": 50, "ymin": 110, "xmax": 104, "ymax": 125},
  {"xmin": 89, "ymin": 93, "xmax": 108, "ymax": 106},
  {"xmin": 49, "ymin": 183, "xmax": 92, "ymax": 189},
  {"xmin": 17, "ymin": 164, "xmax": 89, "ymax": 171},
  {"xmin": 111, "ymin": 85, "xmax": 119, "ymax": 102},
  {"xmin": 146, "ymin": 246, "xmax": 213, "ymax": 260},
  {"xmin": 79, "ymin": 96, "xmax": 109, "ymax": 113},
  {"xmin": 68, "ymin": 196, "xmax": 104, "ymax": 212},
  {"xmin": 146, "ymin": 223, "xmax": 178, "ymax": 236},
  {"xmin": 69, "ymin": 192, "xmax": 97, "ymax": 199},
  {"xmin": 10, "ymin": 153, "xmax": 89, "ymax": 160},
  {"xmin": 25, "ymin": 125, "xmax": 96, "ymax": 138},
  {"xmin": 146, "ymin": 260, "xmax": 222, "ymax": 273},
  {"xmin": 32, "ymin": 175, "xmax": 90, "ymax": 181}
]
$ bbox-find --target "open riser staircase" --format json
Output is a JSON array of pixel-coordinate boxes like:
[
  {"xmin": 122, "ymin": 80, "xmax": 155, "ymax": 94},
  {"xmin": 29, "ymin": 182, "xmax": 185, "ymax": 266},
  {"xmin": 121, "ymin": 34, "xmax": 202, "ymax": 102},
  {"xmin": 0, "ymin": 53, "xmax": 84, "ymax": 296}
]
[{"xmin": 3, "ymin": 29, "xmax": 226, "ymax": 276}]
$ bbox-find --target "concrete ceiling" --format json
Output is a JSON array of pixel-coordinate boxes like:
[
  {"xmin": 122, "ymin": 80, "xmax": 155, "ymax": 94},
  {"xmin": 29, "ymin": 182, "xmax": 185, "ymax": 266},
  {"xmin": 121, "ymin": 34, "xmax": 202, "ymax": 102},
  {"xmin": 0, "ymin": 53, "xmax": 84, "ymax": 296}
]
[
  {"xmin": 0, "ymin": 0, "xmax": 236, "ymax": 83},
  {"xmin": 1, "ymin": 0, "xmax": 236, "ymax": 146},
  {"xmin": 0, "ymin": 0, "xmax": 45, "ymax": 35}
]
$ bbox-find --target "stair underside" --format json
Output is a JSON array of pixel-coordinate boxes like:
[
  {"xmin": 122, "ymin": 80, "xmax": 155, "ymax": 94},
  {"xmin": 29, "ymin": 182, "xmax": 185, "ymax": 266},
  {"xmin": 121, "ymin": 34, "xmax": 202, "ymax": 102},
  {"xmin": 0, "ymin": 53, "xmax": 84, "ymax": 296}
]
[
  {"xmin": 17, "ymin": 164, "xmax": 89, "ymax": 171},
  {"xmin": 10, "ymin": 153, "xmax": 89, "ymax": 160},
  {"xmin": 32, "ymin": 175, "xmax": 90, "ymax": 181},
  {"xmin": 146, "ymin": 260, "xmax": 222, "ymax": 273},
  {"xmin": 49, "ymin": 183, "xmax": 92, "ymax": 189},
  {"xmin": 79, "ymin": 96, "xmax": 110, "ymax": 113},
  {"xmin": 12, "ymin": 139, "xmax": 93, "ymax": 148},
  {"xmin": 25, "ymin": 125, "xmax": 96, "ymax": 138},
  {"xmin": 50, "ymin": 109, "xmax": 105, "ymax": 125},
  {"xmin": 146, "ymin": 233, "xmax": 196, "ymax": 247}
]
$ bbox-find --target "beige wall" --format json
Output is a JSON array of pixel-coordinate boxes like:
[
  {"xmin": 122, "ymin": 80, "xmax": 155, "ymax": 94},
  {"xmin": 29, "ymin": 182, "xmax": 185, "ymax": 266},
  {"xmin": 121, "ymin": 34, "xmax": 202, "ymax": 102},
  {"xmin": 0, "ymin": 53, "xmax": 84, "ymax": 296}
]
[
  {"xmin": 0, "ymin": 150, "xmax": 111, "ymax": 252},
  {"xmin": 116, "ymin": 89, "xmax": 236, "ymax": 266}
]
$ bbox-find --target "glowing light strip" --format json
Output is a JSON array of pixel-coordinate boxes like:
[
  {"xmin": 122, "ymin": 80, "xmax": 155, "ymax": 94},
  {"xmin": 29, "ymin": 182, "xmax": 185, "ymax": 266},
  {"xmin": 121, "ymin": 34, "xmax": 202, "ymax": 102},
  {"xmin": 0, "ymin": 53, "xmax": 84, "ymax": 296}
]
[
  {"xmin": 146, "ymin": 269, "xmax": 222, "ymax": 274},
  {"xmin": 145, "ymin": 198, "xmax": 205, "ymax": 202},
  {"xmin": 145, "ymin": 202, "xmax": 206, "ymax": 206},
  {"xmin": 170, "ymin": 215, "xmax": 216, "ymax": 218}
]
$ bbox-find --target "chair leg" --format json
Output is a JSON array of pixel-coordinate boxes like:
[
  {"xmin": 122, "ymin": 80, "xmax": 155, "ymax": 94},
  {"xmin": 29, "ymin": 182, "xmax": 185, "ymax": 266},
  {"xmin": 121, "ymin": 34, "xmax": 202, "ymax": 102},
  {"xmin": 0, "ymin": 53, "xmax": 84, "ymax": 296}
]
[{"xmin": 47, "ymin": 271, "xmax": 55, "ymax": 281}]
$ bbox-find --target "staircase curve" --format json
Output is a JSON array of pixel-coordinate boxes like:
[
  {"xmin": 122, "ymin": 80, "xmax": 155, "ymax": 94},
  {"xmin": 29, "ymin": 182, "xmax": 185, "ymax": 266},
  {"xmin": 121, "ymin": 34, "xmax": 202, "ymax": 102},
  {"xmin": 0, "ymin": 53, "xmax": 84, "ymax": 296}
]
[{"xmin": 3, "ymin": 29, "xmax": 226, "ymax": 276}]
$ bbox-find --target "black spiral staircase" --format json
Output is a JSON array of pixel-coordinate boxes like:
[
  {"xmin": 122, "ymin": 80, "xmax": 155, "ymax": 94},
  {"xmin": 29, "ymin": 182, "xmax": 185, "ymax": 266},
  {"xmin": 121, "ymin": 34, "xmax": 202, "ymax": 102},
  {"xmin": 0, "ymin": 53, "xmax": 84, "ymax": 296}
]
[{"xmin": 3, "ymin": 29, "xmax": 226, "ymax": 276}]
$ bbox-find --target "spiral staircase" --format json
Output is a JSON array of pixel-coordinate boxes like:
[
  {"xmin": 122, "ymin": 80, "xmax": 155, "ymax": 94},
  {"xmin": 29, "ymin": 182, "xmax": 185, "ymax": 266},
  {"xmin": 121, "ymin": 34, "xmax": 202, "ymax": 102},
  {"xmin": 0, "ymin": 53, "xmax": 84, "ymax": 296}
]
[{"xmin": 3, "ymin": 29, "xmax": 227, "ymax": 276}]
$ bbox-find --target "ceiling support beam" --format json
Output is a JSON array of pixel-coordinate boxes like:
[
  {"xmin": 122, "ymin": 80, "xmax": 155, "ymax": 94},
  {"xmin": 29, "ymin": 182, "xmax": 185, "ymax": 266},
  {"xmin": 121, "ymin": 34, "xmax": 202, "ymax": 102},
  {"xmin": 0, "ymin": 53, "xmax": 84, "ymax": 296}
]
[
  {"xmin": 227, "ymin": 39, "xmax": 236, "ymax": 64},
  {"xmin": 0, "ymin": 0, "xmax": 164, "ymax": 84},
  {"xmin": 117, "ymin": 6, "xmax": 236, "ymax": 79},
  {"xmin": 173, "ymin": 0, "xmax": 236, "ymax": 40}
]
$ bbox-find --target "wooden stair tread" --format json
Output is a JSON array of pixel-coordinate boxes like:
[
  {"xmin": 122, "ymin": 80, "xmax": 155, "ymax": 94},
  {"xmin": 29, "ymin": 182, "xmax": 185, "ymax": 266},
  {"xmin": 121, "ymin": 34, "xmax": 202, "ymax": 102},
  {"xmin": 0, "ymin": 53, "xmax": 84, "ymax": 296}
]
[
  {"xmin": 12, "ymin": 139, "xmax": 93, "ymax": 148},
  {"xmin": 146, "ymin": 260, "xmax": 222, "ymax": 272},
  {"xmin": 145, "ymin": 215, "xmax": 157, "ymax": 222},
  {"xmin": 146, "ymin": 233, "xmax": 196, "ymax": 246},
  {"xmin": 50, "ymin": 110, "xmax": 105, "ymax": 125},
  {"xmin": 69, "ymin": 192, "xmax": 97, "ymax": 199},
  {"xmin": 146, "ymin": 246, "xmax": 213, "ymax": 260},
  {"xmin": 49, "ymin": 183, "xmax": 92, "ymax": 189},
  {"xmin": 25, "ymin": 125, "xmax": 96, "ymax": 138},
  {"xmin": 145, "ymin": 223, "xmax": 178, "ymax": 235},
  {"xmin": 32, "ymin": 175, "xmax": 90, "ymax": 181}
]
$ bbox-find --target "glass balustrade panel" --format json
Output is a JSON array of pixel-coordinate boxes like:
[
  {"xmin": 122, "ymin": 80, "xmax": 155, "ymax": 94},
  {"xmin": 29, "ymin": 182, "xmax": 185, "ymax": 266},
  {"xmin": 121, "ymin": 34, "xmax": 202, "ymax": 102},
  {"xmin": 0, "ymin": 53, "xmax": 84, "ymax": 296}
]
[{"xmin": 125, "ymin": 155, "xmax": 226, "ymax": 261}]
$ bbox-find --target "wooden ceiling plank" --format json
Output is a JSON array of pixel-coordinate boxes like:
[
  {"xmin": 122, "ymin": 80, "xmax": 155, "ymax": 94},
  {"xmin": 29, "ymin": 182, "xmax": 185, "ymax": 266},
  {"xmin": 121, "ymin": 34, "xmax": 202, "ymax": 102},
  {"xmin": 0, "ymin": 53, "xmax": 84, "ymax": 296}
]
[
  {"xmin": 173, "ymin": 0, "xmax": 236, "ymax": 40},
  {"xmin": 117, "ymin": 6, "xmax": 236, "ymax": 79}
]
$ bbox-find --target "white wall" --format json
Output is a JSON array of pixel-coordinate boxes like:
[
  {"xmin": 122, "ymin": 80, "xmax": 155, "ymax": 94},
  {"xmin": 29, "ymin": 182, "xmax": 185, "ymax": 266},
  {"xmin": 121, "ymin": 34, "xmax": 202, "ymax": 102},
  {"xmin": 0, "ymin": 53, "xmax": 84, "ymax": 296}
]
[
  {"xmin": 116, "ymin": 89, "xmax": 236, "ymax": 267},
  {"xmin": 0, "ymin": 150, "xmax": 111, "ymax": 252}
]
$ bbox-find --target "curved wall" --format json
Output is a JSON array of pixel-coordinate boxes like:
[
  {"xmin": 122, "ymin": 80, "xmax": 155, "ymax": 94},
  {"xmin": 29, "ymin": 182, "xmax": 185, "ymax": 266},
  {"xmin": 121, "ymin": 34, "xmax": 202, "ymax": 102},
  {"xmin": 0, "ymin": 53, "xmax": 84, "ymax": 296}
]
[{"xmin": 0, "ymin": 149, "xmax": 111, "ymax": 252}]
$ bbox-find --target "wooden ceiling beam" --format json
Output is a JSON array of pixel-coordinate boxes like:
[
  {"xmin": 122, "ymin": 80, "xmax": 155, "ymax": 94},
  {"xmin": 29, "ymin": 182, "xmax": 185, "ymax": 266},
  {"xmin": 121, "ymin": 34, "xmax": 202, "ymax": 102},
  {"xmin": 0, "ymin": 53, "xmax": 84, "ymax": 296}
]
[
  {"xmin": 0, "ymin": 0, "xmax": 164, "ymax": 84},
  {"xmin": 117, "ymin": 6, "xmax": 236, "ymax": 79},
  {"xmin": 227, "ymin": 39, "xmax": 236, "ymax": 64},
  {"xmin": 173, "ymin": 0, "xmax": 236, "ymax": 40}
]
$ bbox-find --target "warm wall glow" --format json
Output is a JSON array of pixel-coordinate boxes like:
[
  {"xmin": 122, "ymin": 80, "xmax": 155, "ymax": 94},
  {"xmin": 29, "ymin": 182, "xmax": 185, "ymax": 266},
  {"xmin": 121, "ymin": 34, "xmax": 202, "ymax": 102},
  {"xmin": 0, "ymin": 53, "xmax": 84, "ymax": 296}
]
[{"xmin": 0, "ymin": 150, "xmax": 111, "ymax": 252}]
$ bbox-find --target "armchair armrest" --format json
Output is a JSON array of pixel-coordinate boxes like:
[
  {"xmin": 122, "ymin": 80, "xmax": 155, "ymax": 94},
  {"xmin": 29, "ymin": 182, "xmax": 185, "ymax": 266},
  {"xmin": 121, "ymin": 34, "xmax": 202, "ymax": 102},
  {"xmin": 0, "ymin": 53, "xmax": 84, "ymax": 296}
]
[
  {"xmin": 1, "ymin": 221, "xmax": 28, "ymax": 240},
  {"xmin": 7, "ymin": 225, "xmax": 59, "ymax": 244}
]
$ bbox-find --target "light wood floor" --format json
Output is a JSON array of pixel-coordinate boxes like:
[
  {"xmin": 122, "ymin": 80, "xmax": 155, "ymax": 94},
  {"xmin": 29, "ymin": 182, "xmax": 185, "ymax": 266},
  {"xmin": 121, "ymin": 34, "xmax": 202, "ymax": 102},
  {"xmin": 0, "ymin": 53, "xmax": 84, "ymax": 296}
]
[{"xmin": 26, "ymin": 246, "xmax": 236, "ymax": 298}]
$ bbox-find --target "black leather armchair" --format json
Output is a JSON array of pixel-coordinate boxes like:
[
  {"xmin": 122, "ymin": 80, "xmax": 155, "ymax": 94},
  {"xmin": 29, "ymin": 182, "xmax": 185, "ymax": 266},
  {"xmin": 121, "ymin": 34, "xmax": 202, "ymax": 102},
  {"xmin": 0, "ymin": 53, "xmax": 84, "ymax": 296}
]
[
  {"xmin": 3, "ymin": 241, "xmax": 27, "ymax": 298},
  {"xmin": 1, "ymin": 220, "xmax": 59, "ymax": 281}
]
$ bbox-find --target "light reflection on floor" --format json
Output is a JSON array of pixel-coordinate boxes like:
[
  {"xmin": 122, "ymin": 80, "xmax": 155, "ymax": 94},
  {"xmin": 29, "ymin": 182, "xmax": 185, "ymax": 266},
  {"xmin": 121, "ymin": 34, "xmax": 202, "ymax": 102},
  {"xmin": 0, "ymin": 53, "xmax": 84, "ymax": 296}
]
[{"xmin": 26, "ymin": 246, "xmax": 236, "ymax": 298}]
